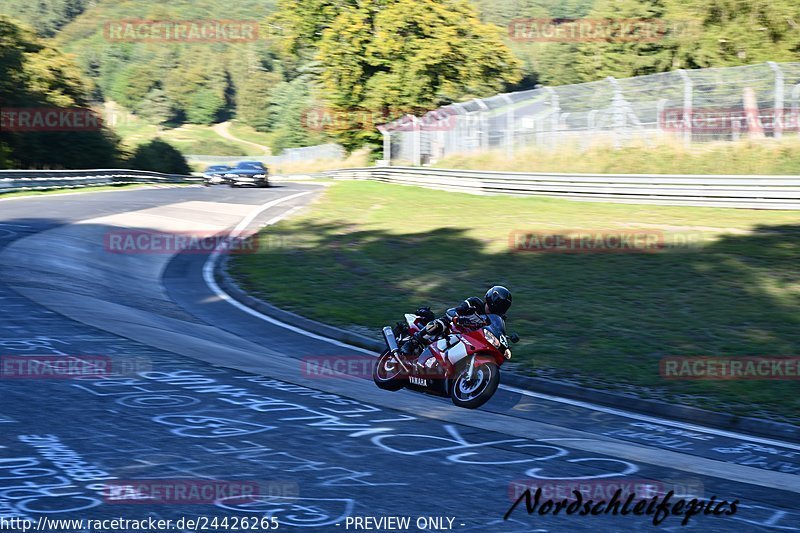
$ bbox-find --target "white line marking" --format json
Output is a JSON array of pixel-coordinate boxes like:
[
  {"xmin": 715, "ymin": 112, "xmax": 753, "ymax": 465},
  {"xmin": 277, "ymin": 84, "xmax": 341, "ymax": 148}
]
[
  {"xmin": 501, "ymin": 384, "xmax": 800, "ymax": 451},
  {"xmin": 230, "ymin": 192, "xmax": 310, "ymax": 236},
  {"xmin": 0, "ymin": 184, "xmax": 199, "ymax": 203},
  {"xmin": 203, "ymin": 191, "xmax": 375, "ymax": 355},
  {"xmin": 205, "ymin": 191, "xmax": 800, "ymax": 451}
]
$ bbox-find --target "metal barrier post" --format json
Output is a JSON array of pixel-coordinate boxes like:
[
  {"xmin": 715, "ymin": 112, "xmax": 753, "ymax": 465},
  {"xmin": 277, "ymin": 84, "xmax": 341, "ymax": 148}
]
[
  {"xmin": 768, "ymin": 62, "xmax": 784, "ymax": 139},
  {"xmin": 677, "ymin": 69, "xmax": 693, "ymax": 148},
  {"xmin": 378, "ymin": 126, "xmax": 391, "ymax": 165},
  {"xmin": 412, "ymin": 116, "xmax": 421, "ymax": 166},
  {"xmin": 501, "ymin": 94, "xmax": 515, "ymax": 157},
  {"xmin": 544, "ymin": 87, "xmax": 559, "ymax": 149}
]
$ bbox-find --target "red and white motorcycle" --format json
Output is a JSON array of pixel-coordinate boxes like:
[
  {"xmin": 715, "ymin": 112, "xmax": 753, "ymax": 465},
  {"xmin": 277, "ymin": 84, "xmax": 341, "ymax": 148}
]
[{"xmin": 372, "ymin": 310, "xmax": 519, "ymax": 409}]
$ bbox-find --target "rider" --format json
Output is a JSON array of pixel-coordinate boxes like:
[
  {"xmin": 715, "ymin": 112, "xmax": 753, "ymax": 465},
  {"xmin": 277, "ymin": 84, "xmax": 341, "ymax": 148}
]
[{"xmin": 401, "ymin": 285, "xmax": 512, "ymax": 357}]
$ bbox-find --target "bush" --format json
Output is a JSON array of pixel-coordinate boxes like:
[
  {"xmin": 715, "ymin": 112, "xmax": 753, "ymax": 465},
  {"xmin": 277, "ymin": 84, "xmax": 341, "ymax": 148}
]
[
  {"xmin": 128, "ymin": 138, "xmax": 191, "ymax": 175},
  {"xmin": 0, "ymin": 143, "xmax": 14, "ymax": 169}
]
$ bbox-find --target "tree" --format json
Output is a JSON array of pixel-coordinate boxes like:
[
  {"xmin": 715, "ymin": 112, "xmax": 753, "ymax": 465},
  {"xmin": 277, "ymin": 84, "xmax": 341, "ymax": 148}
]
[
  {"xmin": 164, "ymin": 53, "xmax": 228, "ymax": 124},
  {"xmin": 569, "ymin": 0, "xmax": 678, "ymax": 82},
  {"xmin": 129, "ymin": 139, "xmax": 191, "ymax": 174},
  {"xmin": 108, "ymin": 63, "xmax": 161, "ymax": 111},
  {"xmin": 668, "ymin": 0, "xmax": 800, "ymax": 69},
  {"xmin": 530, "ymin": 0, "xmax": 800, "ymax": 84},
  {"xmin": 0, "ymin": 17, "xmax": 43, "ymax": 103},
  {"xmin": 265, "ymin": 78, "xmax": 329, "ymax": 152},
  {"xmin": 0, "ymin": 0, "xmax": 90, "ymax": 37},
  {"xmin": 135, "ymin": 88, "xmax": 175, "ymax": 128},
  {"xmin": 273, "ymin": 0, "xmax": 522, "ymax": 150},
  {"xmin": 237, "ymin": 70, "xmax": 283, "ymax": 130},
  {"xmin": 0, "ymin": 16, "xmax": 123, "ymax": 169}
]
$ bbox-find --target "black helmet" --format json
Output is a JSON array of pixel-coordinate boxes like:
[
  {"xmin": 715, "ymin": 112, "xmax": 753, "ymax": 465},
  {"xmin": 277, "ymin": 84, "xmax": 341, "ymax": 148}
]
[{"xmin": 485, "ymin": 285, "xmax": 512, "ymax": 315}]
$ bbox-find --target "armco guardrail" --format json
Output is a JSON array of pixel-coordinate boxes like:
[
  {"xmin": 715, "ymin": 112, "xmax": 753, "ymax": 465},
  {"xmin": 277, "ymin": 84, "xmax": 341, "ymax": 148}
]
[
  {"xmin": 5, "ymin": 167, "xmax": 799, "ymax": 209},
  {"xmin": 0, "ymin": 169, "xmax": 197, "ymax": 193},
  {"xmin": 322, "ymin": 167, "xmax": 800, "ymax": 209}
]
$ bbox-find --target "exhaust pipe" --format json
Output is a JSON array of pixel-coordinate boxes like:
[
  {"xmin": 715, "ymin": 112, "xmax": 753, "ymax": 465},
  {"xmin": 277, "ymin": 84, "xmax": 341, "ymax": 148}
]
[
  {"xmin": 382, "ymin": 326, "xmax": 399, "ymax": 352},
  {"xmin": 382, "ymin": 326, "xmax": 409, "ymax": 372}
]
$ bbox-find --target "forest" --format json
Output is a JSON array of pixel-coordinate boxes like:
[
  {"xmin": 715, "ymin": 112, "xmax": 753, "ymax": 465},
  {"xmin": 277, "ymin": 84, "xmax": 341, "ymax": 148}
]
[{"xmin": 2, "ymin": 0, "xmax": 800, "ymax": 169}]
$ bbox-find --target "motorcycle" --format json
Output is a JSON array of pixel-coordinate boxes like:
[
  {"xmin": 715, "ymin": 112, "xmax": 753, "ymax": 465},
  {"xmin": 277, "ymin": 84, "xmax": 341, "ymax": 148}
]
[{"xmin": 372, "ymin": 310, "xmax": 519, "ymax": 409}]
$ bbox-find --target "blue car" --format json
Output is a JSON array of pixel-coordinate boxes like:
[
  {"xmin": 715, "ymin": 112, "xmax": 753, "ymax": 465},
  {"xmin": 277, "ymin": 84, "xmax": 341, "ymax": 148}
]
[{"xmin": 224, "ymin": 161, "xmax": 270, "ymax": 188}]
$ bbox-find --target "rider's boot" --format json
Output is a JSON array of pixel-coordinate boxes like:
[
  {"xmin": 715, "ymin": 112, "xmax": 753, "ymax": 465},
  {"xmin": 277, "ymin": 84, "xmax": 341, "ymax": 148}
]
[{"xmin": 398, "ymin": 338, "xmax": 419, "ymax": 366}]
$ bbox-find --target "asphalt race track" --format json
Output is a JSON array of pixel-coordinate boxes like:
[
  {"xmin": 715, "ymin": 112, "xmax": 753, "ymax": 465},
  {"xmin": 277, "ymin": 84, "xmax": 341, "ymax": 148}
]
[{"xmin": 0, "ymin": 184, "xmax": 798, "ymax": 532}]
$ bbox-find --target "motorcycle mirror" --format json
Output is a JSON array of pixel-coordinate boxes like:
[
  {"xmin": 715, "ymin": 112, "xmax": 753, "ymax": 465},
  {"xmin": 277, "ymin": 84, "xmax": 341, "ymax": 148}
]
[{"xmin": 509, "ymin": 333, "xmax": 520, "ymax": 344}]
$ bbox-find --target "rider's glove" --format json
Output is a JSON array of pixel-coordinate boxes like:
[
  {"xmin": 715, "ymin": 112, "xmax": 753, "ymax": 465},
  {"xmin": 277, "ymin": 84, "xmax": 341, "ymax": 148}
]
[
  {"xmin": 423, "ymin": 318, "xmax": 448, "ymax": 337},
  {"xmin": 415, "ymin": 306, "xmax": 436, "ymax": 324},
  {"xmin": 455, "ymin": 297, "xmax": 484, "ymax": 316},
  {"xmin": 455, "ymin": 301, "xmax": 472, "ymax": 315},
  {"xmin": 457, "ymin": 314, "xmax": 486, "ymax": 328},
  {"xmin": 412, "ymin": 319, "xmax": 444, "ymax": 345}
]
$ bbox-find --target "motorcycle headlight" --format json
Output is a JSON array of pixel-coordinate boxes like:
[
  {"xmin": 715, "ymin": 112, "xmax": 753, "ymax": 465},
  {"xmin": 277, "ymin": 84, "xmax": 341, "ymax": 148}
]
[
  {"xmin": 504, "ymin": 349, "xmax": 512, "ymax": 360},
  {"xmin": 484, "ymin": 329, "xmax": 501, "ymax": 348}
]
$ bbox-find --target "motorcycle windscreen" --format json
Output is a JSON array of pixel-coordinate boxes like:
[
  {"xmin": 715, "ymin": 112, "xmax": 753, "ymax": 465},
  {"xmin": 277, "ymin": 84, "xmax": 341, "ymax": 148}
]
[{"xmin": 485, "ymin": 313, "xmax": 506, "ymax": 338}]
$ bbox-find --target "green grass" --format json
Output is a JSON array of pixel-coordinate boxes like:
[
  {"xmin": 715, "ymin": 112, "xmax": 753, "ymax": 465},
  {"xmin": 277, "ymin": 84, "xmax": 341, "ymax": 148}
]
[
  {"xmin": 436, "ymin": 139, "xmax": 800, "ymax": 175},
  {"xmin": 108, "ymin": 106, "xmax": 264, "ymax": 157},
  {"xmin": 157, "ymin": 125, "xmax": 252, "ymax": 156},
  {"xmin": 113, "ymin": 120, "xmax": 251, "ymax": 156},
  {"xmin": 112, "ymin": 117, "xmax": 160, "ymax": 150},
  {"xmin": 227, "ymin": 121, "xmax": 276, "ymax": 152},
  {"xmin": 0, "ymin": 183, "xmax": 186, "ymax": 199},
  {"xmin": 230, "ymin": 180, "xmax": 800, "ymax": 423}
]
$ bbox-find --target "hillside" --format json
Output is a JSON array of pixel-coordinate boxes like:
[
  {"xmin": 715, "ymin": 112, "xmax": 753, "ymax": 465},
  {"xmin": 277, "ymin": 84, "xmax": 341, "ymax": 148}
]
[
  {"xmin": 0, "ymin": 0, "xmax": 91, "ymax": 37},
  {"xmin": 5, "ymin": 0, "xmax": 800, "ymax": 159},
  {"xmin": 0, "ymin": 0, "xmax": 598, "ymax": 146}
]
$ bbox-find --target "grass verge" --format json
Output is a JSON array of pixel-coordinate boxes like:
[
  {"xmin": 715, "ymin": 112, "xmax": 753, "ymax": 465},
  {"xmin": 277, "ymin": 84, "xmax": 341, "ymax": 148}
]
[
  {"xmin": 270, "ymin": 148, "xmax": 372, "ymax": 175},
  {"xmin": 227, "ymin": 121, "xmax": 276, "ymax": 151},
  {"xmin": 230, "ymin": 180, "xmax": 800, "ymax": 423},
  {"xmin": 435, "ymin": 139, "xmax": 800, "ymax": 175}
]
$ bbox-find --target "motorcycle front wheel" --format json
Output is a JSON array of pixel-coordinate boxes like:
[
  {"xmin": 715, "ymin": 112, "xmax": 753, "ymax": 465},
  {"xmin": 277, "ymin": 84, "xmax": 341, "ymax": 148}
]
[
  {"xmin": 450, "ymin": 362, "xmax": 500, "ymax": 409},
  {"xmin": 373, "ymin": 350, "xmax": 405, "ymax": 391}
]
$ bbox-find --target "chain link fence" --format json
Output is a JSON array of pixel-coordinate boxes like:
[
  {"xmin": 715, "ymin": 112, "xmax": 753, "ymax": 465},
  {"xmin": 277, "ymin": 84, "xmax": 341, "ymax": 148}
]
[{"xmin": 378, "ymin": 62, "xmax": 800, "ymax": 165}]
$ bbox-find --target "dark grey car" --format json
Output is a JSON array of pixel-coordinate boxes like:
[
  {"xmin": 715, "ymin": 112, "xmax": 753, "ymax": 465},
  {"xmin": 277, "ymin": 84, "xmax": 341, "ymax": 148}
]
[
  {"xmin": 202, "ymin": 165, "xmax": 232, "ymax": 186},
  {"xmin": 224, "ymin": 161, "xmax": 270, "ymax": 188}
]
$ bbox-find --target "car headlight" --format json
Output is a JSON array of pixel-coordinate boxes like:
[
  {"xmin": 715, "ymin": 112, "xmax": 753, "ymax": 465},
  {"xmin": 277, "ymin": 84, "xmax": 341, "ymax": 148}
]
[
  {"xmin": 484, "ymin": 329, "xmax": 501, "ymax": 348},
  {"xmin": 223, "ymin": 174, "xmax": 236, "ymax": 178},
  {"xmin": 253, "ymin": 174, "xmax": 266, "ymax": 178}
]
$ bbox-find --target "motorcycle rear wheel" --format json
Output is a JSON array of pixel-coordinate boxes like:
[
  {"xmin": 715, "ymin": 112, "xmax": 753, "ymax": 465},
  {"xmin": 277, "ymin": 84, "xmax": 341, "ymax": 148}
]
[
  {"xmin": 373, "ymin": 350, "xmax": 405, "ymax": 391},
  {"xmin": 450, "ymin": 362, "xmax": 500, "ymax": 409}
]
